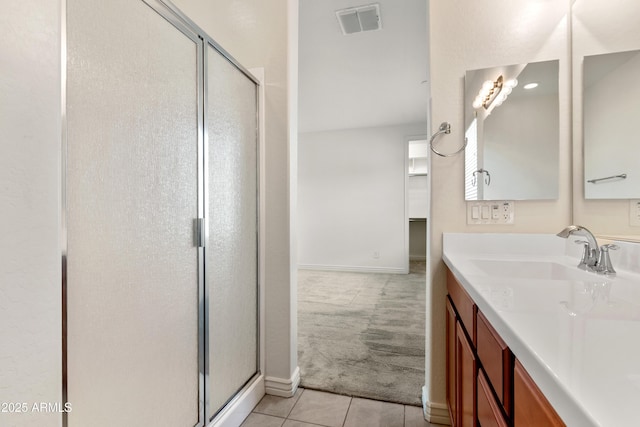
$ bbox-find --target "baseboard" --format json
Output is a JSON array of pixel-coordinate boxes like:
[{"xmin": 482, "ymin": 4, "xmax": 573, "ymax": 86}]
[
  {"xmin": 422, "ymin": 386, "xmax": 451, "ymax": 425},
  {"xmin": 265, "ymin": 366, "xmax": 301, "ymax": 397},
  {"xmin": 210, "ymin": 374, "xmax": 265, "ymax": 427},
  {"xmin": 298, "ymin": 264, "xmax": 407, "ymax": 274}
]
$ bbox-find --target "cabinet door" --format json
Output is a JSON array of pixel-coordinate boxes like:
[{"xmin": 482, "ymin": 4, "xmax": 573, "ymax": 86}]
[
  {"xmin": 477, "ymin": 370, "xmax": 508, "ymax": 427},
  {"xmin": 446, "ymin": 298, "xmax": 457, "ymax": 426},
  {"xmin": 456, "ymin": 322, "xmax": 477, "ymax": 427},
  {"xmin": 514, "ymin": 360, "xmax": 565, "ymax": 427}
]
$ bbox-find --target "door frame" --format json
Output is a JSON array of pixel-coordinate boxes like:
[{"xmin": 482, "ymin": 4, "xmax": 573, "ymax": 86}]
[{"xmin": 290, "ymin": 0, "xmax": 432, "ymax": 420}]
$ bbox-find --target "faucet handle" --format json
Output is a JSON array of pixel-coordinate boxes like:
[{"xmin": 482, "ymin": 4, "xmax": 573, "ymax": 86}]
[
  {"xmin": 596, "ymin": 244, "xmax": 619, "ymax": 275},
  {"xmin": 574, "ymin": 240, "xmax": 593, "ymax": 270}
]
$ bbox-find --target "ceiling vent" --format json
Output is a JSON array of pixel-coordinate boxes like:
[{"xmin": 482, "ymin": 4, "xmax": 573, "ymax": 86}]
[{"xmin": 336, "ymin": 4, "xmax": 382, "ymax": 35}]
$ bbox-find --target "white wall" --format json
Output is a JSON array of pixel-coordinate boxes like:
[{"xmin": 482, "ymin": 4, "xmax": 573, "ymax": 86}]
[
  {"xmin": 298, "ymin": 123, "xmax": 427, "ymax": 273},
  {"xmin": 0, "ymin": 1, "xmax": 62, "ymax": 426},
  {"xmin": 170, "ymin": 0, "xmax": 298, "ymax": 388},
  {"xmin": 427, "ymin": 0, "xmax": 571, "ymax": 419},
  {"xmin": 408, "ymin": 175, "xmax": 428, "ymax": 218},
  {"xmin": 572, "ymin": 0, "xmax": 640, "ymax": 235}
]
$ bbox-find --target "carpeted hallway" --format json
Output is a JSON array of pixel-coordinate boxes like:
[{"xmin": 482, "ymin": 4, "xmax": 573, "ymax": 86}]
[{"xmin": 297, "ymin": 261, "xmax": 426, "ymax": 406}]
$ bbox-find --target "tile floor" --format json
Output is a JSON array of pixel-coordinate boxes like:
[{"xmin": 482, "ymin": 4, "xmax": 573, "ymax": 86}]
[{"xmin": 242, "ymin": 388, "xmax": 441, "ymax": 427}]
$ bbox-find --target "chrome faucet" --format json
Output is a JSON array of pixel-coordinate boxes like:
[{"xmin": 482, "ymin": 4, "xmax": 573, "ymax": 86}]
[
  {"xmin": 596, "ymin": 244, "xmax": 619, "ymax": 275},
  {"xmin": 556, "ymin": 225, "xmax": 600, "ymax": 271},
  {"xmin": 556, "ymin": 225, "xmax": 619, "ymax": 275}
]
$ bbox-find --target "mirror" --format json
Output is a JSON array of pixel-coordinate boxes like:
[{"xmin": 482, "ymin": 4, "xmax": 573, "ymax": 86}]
[
  {"xmin": 464, "ymin": 60, "xmax": 560, "ymax": 200},
  {"xmin": 583, "ymin": 49, "xmax": 640, "ymax": 199},
  {"xmin": 571, "ymin": 0, "xmax": 640, "ymax": 238}
]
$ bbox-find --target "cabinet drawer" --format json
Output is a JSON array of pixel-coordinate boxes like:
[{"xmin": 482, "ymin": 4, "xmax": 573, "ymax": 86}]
[
  {"xmin": 477, "ymin": 310, "xmax": 513, "ymax": 416},
  {"xmin": 478, "ymin": 370, "xmax": 508, "ymax": 427},
  {"xmin": 447, "ymin": 269, "xmax": 476, "ymax": 344}
]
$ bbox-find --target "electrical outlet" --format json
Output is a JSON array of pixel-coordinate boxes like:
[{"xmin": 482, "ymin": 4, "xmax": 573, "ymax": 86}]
[{"xmin": 467, "ymin": 201, "xmax": 514, "ymax": 225}]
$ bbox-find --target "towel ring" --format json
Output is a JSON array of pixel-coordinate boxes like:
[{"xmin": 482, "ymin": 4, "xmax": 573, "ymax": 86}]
[
  {"xmin": 429, "ymin": 122, "xmax": 467, "ymax": 157},
  {"xmin": 472, "ymin": 169, "xmax": 491, "ymax": 186}
]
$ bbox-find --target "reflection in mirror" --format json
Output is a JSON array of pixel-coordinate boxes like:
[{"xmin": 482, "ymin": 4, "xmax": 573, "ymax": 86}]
[
  {"xmin": 583, "ymin": 49, "xmax": 640, "ymax": 199},
  {"xmin": 464, "ymin": 60, "xmax": 559, "ymax": 200}
]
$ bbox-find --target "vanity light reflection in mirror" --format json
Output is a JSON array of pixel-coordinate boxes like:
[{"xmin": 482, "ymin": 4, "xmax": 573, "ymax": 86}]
[
  {"xmin": 464, "ymin": 60, "xmax": 560, "ymax": 201},
  {"xmin": 583, "ymin": 49, "xmax": 640, "ymax": 199}
]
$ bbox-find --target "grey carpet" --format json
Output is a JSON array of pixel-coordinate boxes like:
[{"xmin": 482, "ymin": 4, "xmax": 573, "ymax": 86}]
[{"xmin": 297, "ymin": 261, "xmax": 426, "ymax": 406}]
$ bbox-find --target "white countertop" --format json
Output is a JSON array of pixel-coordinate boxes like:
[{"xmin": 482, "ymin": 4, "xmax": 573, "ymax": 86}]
[{"xmin": 443, "ymin": 233, "xmax": 640, "ymax": 427}]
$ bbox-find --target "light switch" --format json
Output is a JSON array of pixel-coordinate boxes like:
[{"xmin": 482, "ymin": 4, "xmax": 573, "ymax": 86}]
[
  {"xmin": 481, "ymin": 206, "xmax": 490, "ymax": 219},
  {"xmin": 472, "ymin": 206, "xmax": 480, "ymax": 219},
  {"xmin": 467, "ymin": 201, "xmax": 514, "ymax": 225}
]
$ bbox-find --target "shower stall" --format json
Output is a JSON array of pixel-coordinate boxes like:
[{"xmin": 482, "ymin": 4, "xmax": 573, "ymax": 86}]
[{"xmin": 64, "ymin": 0, "xmax": 261, "ymax": 425}]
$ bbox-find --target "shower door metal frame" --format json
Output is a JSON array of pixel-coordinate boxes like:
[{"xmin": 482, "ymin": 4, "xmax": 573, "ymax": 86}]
[
  {"xmin": 61, "ymin": 0, "xmax": 263, "ymax": 425},
  {"xmin": 202, "ymin": 39, "xmax": 262, "ymax": 424}
]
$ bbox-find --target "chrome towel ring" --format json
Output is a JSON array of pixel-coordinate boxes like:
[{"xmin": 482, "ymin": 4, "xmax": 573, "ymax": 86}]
[
  {"xmin": 472, "ymin": 169, "xmax": 491, "ymax": 186},
  {"xmin": 429, "ymin": 122, "xmax": 467, "ymax": 157}
]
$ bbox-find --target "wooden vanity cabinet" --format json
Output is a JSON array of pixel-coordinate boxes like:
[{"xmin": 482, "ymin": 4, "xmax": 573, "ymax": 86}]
[
  {"xmin": 446, "ymin": 270, "xmax": 509, "ymax": 427},
  {"xmin": 457, "ymin": 321, "xmax": 477, "ymax": 427},
  {"xmin": 447, "ymin": 269, "xmax": 476, "ymax": 344},
  {"xmin": 446, "ymin": 268, "xmax": 566, "ymax": 427},
  {"xmin": 446, "ymin": 271, "xmax": 478, "ymax": 427},
  {"xmin": 477, "ymin": 310, "xmax": 513, "ymax": 416},
  {"xmin": 478, "ymin": 370, "xmax": 508, "ymax": 427},
  {"xmin": 514, "ymin": 360, "xmax": 564, "ymax": 427},
  {"xmin": 446, "ymin": 298, "xmax": 458, "ymax": 426}
]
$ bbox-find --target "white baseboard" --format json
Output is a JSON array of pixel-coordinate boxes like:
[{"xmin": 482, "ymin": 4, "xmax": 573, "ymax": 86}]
[
  {"xmin": 422, "ymin": 386, "xmax": 451, "ymax": 425},
  {"xmin": 265, "ymin": 366, "xmax": 301, "ymax": 397},
  {"xmin": 210, "ymin": 375, "xmax": 265, "ymax": 427},
  {"xmin": 298, "ymin": 264, "xmax": 407, "ymax": 274}
]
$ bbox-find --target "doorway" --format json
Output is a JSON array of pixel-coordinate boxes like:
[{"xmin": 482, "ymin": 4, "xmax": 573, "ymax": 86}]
[{"xmin": 295, "ymin": 0, "xmax": 429, "ymax": 405}]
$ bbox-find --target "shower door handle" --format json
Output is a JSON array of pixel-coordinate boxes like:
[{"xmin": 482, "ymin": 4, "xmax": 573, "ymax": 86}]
[{"xmin": 194, "ymin": 218, "xmax": 205, "ymax": 248}]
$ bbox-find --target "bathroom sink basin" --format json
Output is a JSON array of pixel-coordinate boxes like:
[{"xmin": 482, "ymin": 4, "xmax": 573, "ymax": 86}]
[{"xmin": 471, "ymin": 259, "xmax": 592, "ymax": 280}]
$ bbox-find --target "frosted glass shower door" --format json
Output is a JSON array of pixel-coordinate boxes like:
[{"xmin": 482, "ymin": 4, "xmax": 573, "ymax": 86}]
[
  {"xmin": 66, "ymin": 1, "xmax": 202, "ymax": 426},
  {"xmin": 206, "ymin": 44, "xmax": 259, "ymax": 418}
]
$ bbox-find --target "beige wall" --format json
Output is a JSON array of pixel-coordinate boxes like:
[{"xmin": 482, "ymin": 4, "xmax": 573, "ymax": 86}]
[
  {"xmin": 427, "ymin": 0, "xmax": 571, "ymax": 410},
  {"xmin": 0, "ymin": 1, "xmax": 62, "ymax": 426}
]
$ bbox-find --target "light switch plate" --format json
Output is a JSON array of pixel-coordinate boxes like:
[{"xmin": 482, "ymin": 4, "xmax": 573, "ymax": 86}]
[
  {"xmin": 467, "ymin": 201, "xmax": 514, "ymax": 225},
  {"xmin": 630, "ymin": 200, "xmax": 640, "ymax": 226}
]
